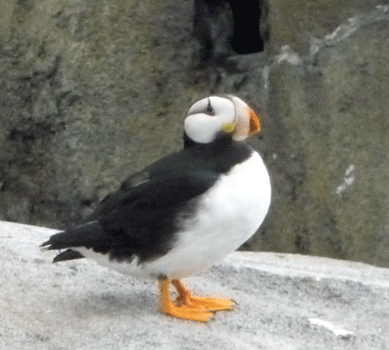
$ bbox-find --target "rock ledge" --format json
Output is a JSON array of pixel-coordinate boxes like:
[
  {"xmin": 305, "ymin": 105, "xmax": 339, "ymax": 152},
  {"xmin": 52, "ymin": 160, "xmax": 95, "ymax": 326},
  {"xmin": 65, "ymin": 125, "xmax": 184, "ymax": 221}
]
[{"xmin": 1, "ymin": 221, "xmax": 388, "ymax": 350}]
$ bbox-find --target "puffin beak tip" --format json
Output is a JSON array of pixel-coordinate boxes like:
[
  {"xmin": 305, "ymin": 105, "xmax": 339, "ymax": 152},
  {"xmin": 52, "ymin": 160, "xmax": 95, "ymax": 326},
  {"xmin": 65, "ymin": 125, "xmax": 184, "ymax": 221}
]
[{"xmin": 249, "ymin": 109, "xmax": 260, "ymax": 135}]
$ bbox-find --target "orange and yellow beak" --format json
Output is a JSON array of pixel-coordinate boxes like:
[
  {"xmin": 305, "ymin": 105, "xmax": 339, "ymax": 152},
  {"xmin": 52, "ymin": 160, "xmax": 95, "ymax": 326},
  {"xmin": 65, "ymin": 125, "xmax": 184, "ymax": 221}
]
[{"xmin": 222, "ymin": 102, "xmax": 261, "ymax": 140}]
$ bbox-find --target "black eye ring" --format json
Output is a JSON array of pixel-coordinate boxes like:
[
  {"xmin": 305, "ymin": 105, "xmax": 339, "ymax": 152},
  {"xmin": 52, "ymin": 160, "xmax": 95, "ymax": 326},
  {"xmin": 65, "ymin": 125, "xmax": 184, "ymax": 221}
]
[{"xmin": 206, "ymin": 98, "xmax": 215, "ymax": 116}]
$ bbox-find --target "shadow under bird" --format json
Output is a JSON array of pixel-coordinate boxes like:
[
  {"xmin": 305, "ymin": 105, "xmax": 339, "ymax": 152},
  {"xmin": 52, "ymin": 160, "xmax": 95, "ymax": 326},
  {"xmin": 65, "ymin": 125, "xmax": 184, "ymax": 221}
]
[{"xmin": 41, "ymin": 95, "xmax": 271, "ymax": 322}]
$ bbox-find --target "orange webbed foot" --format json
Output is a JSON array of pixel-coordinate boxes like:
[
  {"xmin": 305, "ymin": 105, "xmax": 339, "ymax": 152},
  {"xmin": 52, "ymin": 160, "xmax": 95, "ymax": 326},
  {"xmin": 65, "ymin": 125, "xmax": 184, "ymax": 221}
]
[
  {"xmin": 178, "ymin": 295, "xmax": 235, "ymax": 311},
  {"xmin": 172, "ymin": 279, "xmax": 235, "ymax": 311},
  {"xmin": 158, "ymin": 278, "xmax": 214, "ymax": 323}
]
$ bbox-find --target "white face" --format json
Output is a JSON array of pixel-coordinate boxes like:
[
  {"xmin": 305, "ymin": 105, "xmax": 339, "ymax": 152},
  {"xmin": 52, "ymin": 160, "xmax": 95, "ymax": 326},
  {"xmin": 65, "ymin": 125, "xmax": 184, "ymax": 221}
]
[{"xmin": 184, "ymin": 95, "xmax": 260, "ymax": 144}]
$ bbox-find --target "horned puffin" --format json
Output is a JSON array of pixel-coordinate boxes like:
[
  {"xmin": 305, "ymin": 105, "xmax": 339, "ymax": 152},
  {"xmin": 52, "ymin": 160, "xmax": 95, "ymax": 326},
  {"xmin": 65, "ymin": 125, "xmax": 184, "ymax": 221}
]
[{"xmin": 41, "ymin": 95, "xmax": 271, "ymax": 322}]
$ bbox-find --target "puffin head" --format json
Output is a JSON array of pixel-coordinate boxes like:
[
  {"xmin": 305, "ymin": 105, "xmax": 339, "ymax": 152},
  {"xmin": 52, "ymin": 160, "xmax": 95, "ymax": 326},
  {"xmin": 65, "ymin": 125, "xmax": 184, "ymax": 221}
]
[{"xmin": 184, "ymin": 95, "xmax": 260, "ymax": 144}]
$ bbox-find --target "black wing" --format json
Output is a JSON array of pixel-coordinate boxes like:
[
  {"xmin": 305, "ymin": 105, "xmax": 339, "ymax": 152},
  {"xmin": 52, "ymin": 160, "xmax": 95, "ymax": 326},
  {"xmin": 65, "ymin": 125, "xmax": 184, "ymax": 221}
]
[{"xmin": 41, "ymin": 170, "xmax": 218, "ymax": 263}]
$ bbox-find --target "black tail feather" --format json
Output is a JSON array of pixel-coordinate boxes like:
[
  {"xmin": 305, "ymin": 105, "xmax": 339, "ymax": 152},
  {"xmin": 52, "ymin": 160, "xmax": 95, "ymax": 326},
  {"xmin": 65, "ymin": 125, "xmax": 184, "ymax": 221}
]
[
  {"xmin": 40, "ymin": 220, "xmax": 104, "ymax": 251},
  {"xmin": 53, "ymin": 249, "xmax": 84, "ymax": 263}
]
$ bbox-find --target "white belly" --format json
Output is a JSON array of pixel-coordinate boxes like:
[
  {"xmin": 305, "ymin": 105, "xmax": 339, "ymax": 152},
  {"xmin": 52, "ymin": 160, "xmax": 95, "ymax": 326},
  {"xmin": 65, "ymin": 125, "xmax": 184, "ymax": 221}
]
[
  {"xmin": 144, "ymin": 151, "xmax": 271, "ymax": 279},
  {"xmin": 76, "ymin": 152, "xmax": 271, "ymax": 280}
]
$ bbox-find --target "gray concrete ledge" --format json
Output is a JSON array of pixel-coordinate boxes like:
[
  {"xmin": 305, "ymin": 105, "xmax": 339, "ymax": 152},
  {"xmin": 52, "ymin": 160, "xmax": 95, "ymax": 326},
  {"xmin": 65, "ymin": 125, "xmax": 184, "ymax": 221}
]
[{"xmin": 1, "ymin": 221, "xmax": 388, "ymax": 350}]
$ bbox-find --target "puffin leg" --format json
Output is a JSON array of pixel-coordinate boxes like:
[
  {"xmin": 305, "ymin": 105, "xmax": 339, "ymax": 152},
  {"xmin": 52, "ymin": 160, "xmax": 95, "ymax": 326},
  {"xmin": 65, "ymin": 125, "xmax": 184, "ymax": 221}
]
[
  {"xmin": 158, "ymin": 277, "xmax": 213, "ymax": 322},
  {"xmin": 171, "ymin": 279, "xmax": 235, "ymax": 312}
]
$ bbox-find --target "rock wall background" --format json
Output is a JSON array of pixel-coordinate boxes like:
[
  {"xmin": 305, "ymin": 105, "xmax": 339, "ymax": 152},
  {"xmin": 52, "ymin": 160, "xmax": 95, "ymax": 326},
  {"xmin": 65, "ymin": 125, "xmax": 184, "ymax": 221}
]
[{"xmin": 1, "ymin": 0, "xmax": 388, "ymax": 266}]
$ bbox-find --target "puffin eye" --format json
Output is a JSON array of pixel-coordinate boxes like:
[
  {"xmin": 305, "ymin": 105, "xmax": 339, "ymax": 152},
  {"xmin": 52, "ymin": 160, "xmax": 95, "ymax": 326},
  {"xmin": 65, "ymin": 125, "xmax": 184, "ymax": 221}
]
[{"xmin": 206, "ymin": 99, "xmax": 215, "ymax": 116}]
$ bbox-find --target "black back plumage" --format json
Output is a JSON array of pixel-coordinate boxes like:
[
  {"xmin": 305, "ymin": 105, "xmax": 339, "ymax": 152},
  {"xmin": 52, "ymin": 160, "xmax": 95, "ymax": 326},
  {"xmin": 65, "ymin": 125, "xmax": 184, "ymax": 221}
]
[{"xmin": 41, "ymin": 134, "xmax": 253, "ymax": 264}]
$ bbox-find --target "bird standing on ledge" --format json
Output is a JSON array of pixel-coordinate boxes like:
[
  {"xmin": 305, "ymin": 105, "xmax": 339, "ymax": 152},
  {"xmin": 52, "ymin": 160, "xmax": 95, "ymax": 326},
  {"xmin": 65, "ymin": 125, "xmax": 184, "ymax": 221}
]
[{"xmin": 41, "ymin": 95, "xmax": 271, "ymax": 322}]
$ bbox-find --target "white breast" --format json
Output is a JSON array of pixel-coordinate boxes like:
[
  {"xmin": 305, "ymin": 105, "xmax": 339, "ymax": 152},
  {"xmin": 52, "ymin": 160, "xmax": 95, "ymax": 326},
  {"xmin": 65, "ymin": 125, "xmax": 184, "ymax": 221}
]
[{"xmin": 144, "ymin": 151, "xmax": 271, "ymax": 279}]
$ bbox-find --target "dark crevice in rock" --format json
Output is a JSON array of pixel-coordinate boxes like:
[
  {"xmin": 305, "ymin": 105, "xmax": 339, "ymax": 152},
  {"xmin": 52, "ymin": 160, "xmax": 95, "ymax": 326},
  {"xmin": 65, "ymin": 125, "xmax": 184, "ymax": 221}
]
[{"xmin": 229, "ymin": 0, "xmax": 269, "ymax": 54}]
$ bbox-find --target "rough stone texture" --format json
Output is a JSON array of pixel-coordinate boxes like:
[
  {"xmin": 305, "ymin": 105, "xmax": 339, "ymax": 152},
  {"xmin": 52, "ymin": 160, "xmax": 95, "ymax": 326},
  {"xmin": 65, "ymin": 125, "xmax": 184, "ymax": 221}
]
[
  {"xmin": 249, "ymin": 6, "xmax": 389, "ymax": 267},
  {"xmin": 269, "ymin": 0, "xmax": 384, "ymax": 54},
  {"xmin": 1, "ymin": 1, "xmax": 389, "ymax": 266},
  {"xmin": 0, "ymin": 0, "xmax": 196, "ymax": 226},
  {"xmin": 1, "ymin": 221, "xmax": 389, "ymax": 350}
]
